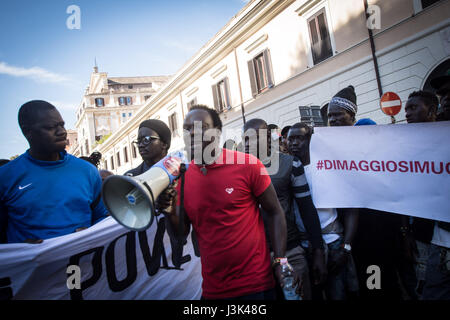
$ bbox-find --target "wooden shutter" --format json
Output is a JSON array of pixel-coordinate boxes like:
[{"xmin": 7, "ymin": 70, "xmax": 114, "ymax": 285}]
[
  {"xmin": 172, "ymin": 113, "xmax": 178, "ymax": 132},
  {"xmin": 247, "ymin": 60, "xmax": 258, "ymax": 97},
  {"xmin": 169, "ymin": 113, "xmax": 178, "ymax": 136},
  {"xmin": 224, "ymin": 77, "xmax": 231, "ymax": 109},
  {"xmin": 124, "ymin": 147, "xmax": 128, "ymax": 163},
  {"xmin": 263, "ymin": 49, "xmax": 274, "ymax": 88},
  {"xmin": 317, "ymin": 12, "xmax": 332, "ymax": 61},
  {"xmin": 168, "ymin": 114, "xmax": 173, "ymax": 131},
  {"xmin": 308, "ymin": 9, "xmax": 332, "ymax": 65},
  {"xmin": 212, "ymin": 83, "xmax": 219, "ymax": 112}
]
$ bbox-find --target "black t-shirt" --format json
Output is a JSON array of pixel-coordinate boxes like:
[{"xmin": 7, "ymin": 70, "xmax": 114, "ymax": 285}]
[
  {"xmin": 261, "ymin": 153, "xmax": 311, "ymax": 251},
  {"xmin": 124, "ymin": 161, "xmax": 150, "ymax": 177}
]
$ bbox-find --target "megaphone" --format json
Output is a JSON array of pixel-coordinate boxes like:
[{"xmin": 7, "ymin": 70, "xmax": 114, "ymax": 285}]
[{"xmin": 102, "ymin": 151, "xmax": 189, "ymax": 231}]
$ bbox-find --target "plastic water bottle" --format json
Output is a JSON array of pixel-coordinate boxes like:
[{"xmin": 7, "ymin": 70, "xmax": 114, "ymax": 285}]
[{"xmin": 280, "ymin": 258, "xmax": 301, "ymax": 300}]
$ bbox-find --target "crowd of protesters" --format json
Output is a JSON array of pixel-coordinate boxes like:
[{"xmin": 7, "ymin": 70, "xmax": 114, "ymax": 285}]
[{"xmin": 0, "ymin": 73, "xmax": 448, "ymax": 300}]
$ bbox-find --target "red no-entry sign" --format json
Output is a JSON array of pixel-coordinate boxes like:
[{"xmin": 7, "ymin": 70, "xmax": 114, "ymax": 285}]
[{"xmin": 380, "ymin": 92, "xmax": 402, "ymax": 116}]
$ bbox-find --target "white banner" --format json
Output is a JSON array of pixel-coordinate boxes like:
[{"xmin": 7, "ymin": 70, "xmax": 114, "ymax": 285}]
[
  {"xmin": 310, "ymin": 121, "xmax": 450, "ymax": 222},
  {"xmin": 0, "ymin": 216, "xmax": 202, "ymax": 300}
]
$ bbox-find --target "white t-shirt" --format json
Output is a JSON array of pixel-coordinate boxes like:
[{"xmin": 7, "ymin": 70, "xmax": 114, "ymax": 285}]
[
  {"xmin": 431, "ymin": 222, "xmax": 450, "ymax": 248},
  {"xmin": 294, "ymin": 165, "xmax": 339, "ymax": 246}
]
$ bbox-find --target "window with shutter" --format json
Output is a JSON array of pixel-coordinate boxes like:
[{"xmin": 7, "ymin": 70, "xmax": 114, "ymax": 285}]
[
  {"xmin": 212, "ymin": 77, "xmax": 231, "ymax": 113},
  {"xmin": 307, "ymin": 9, "xmax": 333, "ymax": 65},
  {"xmin": 169, "ymin": 113, "xmax": 178, "ymax": 137},
  {"xmin": 248, "ymin": 49, "xmax": 274, "ymax": 97}
]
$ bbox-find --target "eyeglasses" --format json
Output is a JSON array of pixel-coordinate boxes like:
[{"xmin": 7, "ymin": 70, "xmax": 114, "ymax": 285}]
[{"xmin": 133, "ymin": 136, "xmax": 160, "ymax": 146}]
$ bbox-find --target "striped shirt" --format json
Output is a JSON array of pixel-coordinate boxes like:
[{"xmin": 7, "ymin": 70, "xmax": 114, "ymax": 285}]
[{"xmin": 261, "ymin": 152, "xmax": 313, "ymax": 250}]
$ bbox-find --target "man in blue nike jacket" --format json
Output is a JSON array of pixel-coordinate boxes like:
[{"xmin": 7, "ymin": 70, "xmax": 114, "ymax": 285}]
[{"xmin": 0, "ymin": 100, "xmax": 108, "ymax": 243}]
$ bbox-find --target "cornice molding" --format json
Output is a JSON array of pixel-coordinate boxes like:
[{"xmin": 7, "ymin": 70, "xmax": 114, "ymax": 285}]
[
  {"xmin": 295, "ymin": 0, "xmax": 322, "ymax": 16},
  {"xmin": 211, "ymin": 64, "xmax": 228, "ymax": 79},
  {"xmin": 244, "ymin": 33, "xmax": 268, "ymax": 54},
  {"xmin": 185, "ymin": 86, "xmax": 199, "ymax": 97}
]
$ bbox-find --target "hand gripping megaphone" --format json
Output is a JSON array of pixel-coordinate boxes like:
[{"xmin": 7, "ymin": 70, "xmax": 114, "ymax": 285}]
[{"xmin": 101, "ymin": 151, "xmax": 189, "ymax": 231}]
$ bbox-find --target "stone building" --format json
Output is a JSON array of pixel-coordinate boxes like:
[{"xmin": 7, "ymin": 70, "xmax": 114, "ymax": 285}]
[
  {"xmin": 70, "ymin": 66, "xmax": 170, "ymax": 157},
  {"xmin": 94, "ymin": 0, "xmax": 449, "ymax": 174}
]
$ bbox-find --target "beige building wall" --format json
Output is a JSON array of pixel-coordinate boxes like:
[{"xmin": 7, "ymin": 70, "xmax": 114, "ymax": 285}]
[{"xmin": 95, "ymin": 0, "xmax": 450, "ymax": 175}]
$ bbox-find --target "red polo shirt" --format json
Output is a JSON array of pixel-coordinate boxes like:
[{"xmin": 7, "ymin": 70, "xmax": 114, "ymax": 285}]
[{"xmin": 178, "ymin": 148, "xmax": 274, "ymax": 299}]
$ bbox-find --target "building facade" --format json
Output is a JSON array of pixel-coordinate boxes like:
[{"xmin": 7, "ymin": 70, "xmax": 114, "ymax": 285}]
[
  {"xmin": 65, "ymin": 129, "xmax": 78, "ymax": 153},
  {"xmin": 94, "ymin": 0, "xmax": 450, "ymax": 174},
  {"xmin": 70, "ymin": 67, "xmax": 170, "ymax": 157}
]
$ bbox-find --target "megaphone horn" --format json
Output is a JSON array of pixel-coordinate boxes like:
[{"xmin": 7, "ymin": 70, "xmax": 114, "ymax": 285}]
[{"xmin": 101, "ymin": 151, "xmax": 188, "ymax": 231}]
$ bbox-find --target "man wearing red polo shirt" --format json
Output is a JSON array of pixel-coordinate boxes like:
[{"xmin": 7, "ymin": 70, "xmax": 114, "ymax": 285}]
[{"xmin": 162, "ymin": 105, "xmax": 287, "ymax": 300}]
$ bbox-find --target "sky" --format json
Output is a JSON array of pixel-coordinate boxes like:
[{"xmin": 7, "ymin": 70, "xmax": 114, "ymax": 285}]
[{"xmin": 0, "ymin": 0, "xmax": 249, "ymax": 159}]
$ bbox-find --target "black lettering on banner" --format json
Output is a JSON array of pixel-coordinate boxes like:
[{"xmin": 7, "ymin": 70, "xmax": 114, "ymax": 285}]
[
  {"xmin": 139, "ymin": 220, "xmax": 165, "ymax": 276},
  {"xmin": 139, "ymin": 217, "xmax": 172, "ymax": 275},
  {"xmin": 139, "ymin": 217, "xmax": 195, "ymax": 274},
  {"xmin": 68, "ymin": 246, "xmax": 104, "ymax": 300},
  {"xmin": 105, "ymin": 231, "xmax": 137, "ymax": 292},
  {"xmin": 64, "ymin": 217, "xmax": 201, "ymax": 299},
  {"xmin": 170, "ymin": 235, "xmax": 191, "ymax": 269},
  {"xmin": 0, "ymin": 277, "xmax": 13, "ymax": 300}
]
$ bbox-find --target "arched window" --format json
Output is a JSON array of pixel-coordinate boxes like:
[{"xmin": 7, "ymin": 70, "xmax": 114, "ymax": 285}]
[{"xmin": 422, "ymin": 58, "xmax": 450, "ymax": 94}]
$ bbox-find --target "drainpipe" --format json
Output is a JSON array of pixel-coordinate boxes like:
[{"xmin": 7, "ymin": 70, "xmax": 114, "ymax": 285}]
[
  {"xmin": 363, "ymin": 0, "xmax": 395, "ymax": 123},
  {"xmin": 179, "ymin": 92, "xmax": 185, "ymax": 121},
  {"xmin": 234, "ymin": 48, "xmax": 246, "ymax": 124}
]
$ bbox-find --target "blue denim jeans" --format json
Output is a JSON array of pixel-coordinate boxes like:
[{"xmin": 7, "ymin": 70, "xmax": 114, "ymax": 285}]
[
  {"xmin": 422, "ymin": 244, "xmax": 450, "ymax": 300},
  {"xmin": 325, "ymin": 238, "xmax": 359, "ymax": 300}
]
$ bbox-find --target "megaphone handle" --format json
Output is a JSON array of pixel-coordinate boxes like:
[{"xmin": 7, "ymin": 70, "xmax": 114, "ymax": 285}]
[{"xmin": 178, "ymin": 163, "xmax": 186, "ymax": 237}]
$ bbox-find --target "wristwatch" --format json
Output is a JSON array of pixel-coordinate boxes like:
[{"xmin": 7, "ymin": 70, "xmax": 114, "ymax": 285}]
[
  {"xmin": 272, "ymin": 257, "xmax": 286, "ymax": 268},
  {"xmin": 342, "ymin": 243, "xmax": 352, "ymax": 252}
]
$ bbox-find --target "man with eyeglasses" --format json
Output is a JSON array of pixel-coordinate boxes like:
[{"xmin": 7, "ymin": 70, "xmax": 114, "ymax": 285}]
[{"xmin": 125, "ymin": 119, "xmax": 172, "ymax": 177}]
